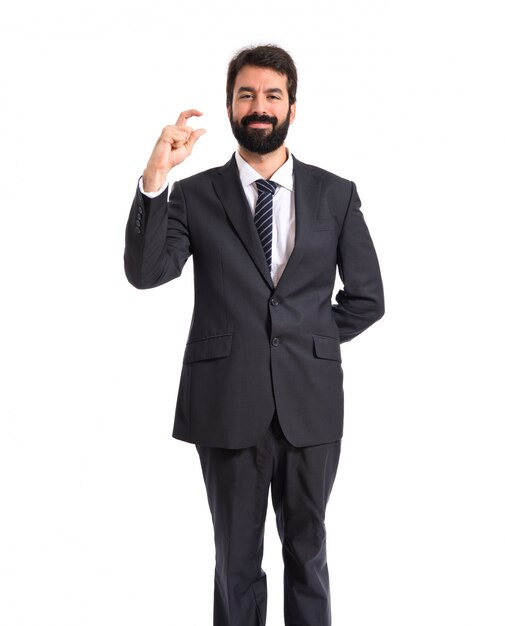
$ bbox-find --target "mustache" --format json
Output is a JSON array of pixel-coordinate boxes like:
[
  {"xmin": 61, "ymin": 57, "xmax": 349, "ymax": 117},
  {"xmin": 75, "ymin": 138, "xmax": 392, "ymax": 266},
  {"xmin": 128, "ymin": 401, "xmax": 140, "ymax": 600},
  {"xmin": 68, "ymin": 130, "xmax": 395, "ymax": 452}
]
[{"xmin": 241, "ymin": 114, "xmax": 278, "ymax": 127}]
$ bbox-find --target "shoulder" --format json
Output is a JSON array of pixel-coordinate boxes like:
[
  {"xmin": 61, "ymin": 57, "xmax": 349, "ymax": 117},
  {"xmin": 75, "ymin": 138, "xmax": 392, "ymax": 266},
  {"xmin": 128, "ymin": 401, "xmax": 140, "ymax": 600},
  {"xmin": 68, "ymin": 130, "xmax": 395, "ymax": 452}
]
[
  {"xmin": 292, "ymin": 155, "xmax": 354, "ymax": 191},
  {"xmin": 174, "ymin": 155, "xmax": 237, "ymax": 189}
]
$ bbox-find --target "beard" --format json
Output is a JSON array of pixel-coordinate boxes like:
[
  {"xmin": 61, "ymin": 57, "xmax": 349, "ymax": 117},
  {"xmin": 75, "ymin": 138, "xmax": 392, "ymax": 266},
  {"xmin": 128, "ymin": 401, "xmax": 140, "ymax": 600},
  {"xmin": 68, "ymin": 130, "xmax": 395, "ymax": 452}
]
[{"xmin": 229, "ymin": 108, "xmax": 291, "ymax": 155}]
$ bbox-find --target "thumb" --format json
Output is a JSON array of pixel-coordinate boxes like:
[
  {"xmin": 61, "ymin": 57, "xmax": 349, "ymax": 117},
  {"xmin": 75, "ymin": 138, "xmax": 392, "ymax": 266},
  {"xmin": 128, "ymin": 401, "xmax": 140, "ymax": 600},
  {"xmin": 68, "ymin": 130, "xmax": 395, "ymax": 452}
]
[{"xmin": 187, "ymin": 128, "xmax": 206, "ymax": 151}]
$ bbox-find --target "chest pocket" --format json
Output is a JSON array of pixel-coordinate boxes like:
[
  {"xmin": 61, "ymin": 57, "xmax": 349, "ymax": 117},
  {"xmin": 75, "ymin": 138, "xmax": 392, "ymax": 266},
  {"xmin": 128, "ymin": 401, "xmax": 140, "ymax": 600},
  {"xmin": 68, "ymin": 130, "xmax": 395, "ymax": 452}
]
[{"xmin": 314, "ymin": 217, "xmax": 338, "ymax": 231}]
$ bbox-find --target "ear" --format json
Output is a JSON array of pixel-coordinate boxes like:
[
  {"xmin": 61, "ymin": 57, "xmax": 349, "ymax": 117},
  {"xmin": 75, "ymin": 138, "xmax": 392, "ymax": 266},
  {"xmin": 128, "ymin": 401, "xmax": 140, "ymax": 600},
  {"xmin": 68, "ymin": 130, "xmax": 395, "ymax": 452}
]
[
  {"xmin": 289, "ymin": 103, "xmax": 296, "ymax": 124},
  {"xmin": 227, "ymin": 105, "xmax": 232, "ymax": 120}
]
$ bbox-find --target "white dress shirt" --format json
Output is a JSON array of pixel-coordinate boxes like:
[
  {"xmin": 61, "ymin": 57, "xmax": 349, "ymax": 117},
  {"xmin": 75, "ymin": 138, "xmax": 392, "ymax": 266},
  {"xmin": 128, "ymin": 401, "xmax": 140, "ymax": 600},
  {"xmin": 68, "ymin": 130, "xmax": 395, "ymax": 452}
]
[{"xmin": 140, "ymin": 149, "xmax": 296, "ymax": 287}]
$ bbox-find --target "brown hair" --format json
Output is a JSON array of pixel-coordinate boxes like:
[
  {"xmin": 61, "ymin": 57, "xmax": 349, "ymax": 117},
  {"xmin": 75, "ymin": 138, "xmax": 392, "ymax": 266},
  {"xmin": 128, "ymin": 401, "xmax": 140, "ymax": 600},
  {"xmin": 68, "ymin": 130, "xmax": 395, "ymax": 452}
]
[{"xmin": 226, "ymin": 44, "xmax": 298, "ymax": 107}]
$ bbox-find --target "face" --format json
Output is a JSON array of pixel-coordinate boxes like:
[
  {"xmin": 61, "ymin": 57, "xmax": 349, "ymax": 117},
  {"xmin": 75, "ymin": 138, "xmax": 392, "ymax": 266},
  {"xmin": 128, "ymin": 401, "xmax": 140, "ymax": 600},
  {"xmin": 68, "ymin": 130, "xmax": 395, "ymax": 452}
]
[{"xmin": 228, "ymin": 65, "xmax": 296, "ymax": 155}]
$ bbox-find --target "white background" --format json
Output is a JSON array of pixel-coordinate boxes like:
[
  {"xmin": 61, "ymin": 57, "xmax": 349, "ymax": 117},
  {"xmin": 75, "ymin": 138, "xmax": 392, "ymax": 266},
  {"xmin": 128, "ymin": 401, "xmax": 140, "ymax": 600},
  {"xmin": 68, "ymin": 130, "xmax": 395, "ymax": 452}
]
[{"xmin": 1, "ymin": 1, "xmax": 504, "ymax": 624}]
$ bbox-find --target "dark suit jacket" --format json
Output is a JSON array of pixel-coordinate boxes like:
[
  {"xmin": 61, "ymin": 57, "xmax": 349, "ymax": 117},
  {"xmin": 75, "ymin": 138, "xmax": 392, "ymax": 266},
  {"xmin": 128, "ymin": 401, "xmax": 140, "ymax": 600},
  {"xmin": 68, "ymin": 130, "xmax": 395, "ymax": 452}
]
[{"xmin": 124, "ymin": 154, "xmax": 384, "ymax": 449}]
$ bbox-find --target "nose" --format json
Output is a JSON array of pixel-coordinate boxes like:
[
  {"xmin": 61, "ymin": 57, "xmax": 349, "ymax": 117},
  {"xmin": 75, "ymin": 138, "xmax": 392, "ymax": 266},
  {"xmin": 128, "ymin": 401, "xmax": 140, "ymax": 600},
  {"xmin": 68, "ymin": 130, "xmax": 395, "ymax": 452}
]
[{"xmin": 250, "ymin": 95, "xmax": 269, "ymax": 115}]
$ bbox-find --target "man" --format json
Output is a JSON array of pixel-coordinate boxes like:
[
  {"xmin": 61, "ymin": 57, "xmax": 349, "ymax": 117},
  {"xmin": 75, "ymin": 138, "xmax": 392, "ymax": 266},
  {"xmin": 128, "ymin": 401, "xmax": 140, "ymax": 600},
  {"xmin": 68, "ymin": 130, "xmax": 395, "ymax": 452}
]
[{"xmin": 124, "ymin": 45, "xmax": 384, "ymax": 626}]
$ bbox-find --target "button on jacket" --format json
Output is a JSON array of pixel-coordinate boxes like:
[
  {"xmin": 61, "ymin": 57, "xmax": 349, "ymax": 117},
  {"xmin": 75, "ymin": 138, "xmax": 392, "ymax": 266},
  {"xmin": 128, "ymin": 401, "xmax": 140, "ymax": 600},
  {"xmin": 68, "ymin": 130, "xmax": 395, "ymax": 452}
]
[{"xmin": 124, "ymin": 153, "xmax": 385, "ymax": 449}]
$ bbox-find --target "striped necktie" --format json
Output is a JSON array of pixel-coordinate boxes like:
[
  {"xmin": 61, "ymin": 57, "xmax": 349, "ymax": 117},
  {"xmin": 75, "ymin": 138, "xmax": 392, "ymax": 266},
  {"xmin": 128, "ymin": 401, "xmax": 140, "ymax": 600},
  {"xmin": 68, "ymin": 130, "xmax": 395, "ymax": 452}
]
[{"xmin": 254, "ymin": 179, "xmax": 278, "ymax": 272}]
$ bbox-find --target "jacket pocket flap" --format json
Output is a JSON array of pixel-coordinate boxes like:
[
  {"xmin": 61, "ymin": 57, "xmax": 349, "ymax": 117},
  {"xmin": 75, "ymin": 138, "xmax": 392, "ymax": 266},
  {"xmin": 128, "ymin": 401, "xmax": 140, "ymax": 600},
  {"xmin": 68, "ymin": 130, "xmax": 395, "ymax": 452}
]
[
  {"xmin": 183, "ymin": 333, "xmax": 233, "ymax": 363},
  {"xmin": 313, "ymin": 334, "xmax": 341, "ymax": 362}
]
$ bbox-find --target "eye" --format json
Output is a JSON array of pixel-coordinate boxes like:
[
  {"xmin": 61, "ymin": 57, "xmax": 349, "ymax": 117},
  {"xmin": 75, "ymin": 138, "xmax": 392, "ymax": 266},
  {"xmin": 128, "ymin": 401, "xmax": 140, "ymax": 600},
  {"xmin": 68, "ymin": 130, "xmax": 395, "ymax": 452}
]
[{"xmin": 239, "ymin": 94, "xmax": 253, "ymax": 99}]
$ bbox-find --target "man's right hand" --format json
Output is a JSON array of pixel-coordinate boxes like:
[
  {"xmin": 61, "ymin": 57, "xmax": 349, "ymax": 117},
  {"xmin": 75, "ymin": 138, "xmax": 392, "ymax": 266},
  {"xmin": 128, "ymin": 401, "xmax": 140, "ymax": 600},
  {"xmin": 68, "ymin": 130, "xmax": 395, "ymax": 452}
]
[{"xmin": 142, "ymin": 109, "xmax": 206, "ymax": 192}]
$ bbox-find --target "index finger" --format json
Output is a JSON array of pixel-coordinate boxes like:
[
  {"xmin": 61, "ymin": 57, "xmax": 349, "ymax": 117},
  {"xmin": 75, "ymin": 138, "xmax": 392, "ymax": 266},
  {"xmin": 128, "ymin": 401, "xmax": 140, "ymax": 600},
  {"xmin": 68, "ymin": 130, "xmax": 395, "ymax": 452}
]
[{"xmin": 175, "ymin": 109, "xmax": 203, "ymax": 126}]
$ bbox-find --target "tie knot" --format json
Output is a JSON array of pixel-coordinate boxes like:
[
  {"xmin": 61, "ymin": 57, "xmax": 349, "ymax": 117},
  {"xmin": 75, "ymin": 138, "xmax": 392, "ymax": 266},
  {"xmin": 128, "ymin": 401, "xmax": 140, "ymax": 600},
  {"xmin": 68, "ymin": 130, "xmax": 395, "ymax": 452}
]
[{"xmin": 255, "ymin": 179, "xmax": 278, "ymax": 196}]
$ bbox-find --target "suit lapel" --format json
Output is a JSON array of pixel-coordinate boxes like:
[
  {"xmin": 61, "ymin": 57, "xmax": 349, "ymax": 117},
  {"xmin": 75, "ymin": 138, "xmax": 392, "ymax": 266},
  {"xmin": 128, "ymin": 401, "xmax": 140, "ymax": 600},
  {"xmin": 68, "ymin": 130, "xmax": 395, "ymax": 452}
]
[
  {"xmin": 212, "ymin": 153, "xmax": 321, "ymax": 293},
  {"xmin": 213, "ymin": 155, "xmax": 274, "ymax": 289},
  {"xmin": 274, "ymin": 155, "xmax": 320, "ymax": 292}
]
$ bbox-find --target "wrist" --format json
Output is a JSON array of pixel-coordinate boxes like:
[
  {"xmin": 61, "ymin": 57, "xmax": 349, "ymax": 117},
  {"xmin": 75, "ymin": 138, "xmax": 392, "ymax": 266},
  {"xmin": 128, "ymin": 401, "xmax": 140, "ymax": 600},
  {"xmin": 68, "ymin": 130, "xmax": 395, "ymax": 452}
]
[{"xmin": 142, "ymin": 167, "xmax": 170, "ymax": 193}]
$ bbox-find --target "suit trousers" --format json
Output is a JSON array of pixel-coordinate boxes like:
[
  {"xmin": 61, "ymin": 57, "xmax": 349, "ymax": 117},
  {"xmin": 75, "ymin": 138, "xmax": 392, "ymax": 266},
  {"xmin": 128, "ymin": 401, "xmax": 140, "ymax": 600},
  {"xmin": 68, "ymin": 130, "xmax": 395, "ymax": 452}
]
[{"xmin": 195, "ymin": 411, "xmax": 342, "ymax": 626}]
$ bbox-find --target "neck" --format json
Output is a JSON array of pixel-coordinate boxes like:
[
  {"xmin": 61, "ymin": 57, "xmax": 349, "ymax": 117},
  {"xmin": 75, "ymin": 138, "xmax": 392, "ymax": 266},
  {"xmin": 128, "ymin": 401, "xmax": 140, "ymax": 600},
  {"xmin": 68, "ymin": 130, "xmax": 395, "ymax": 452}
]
[{"xmin": 237, "ymin": 145, "xmax": 288, "ymax": 180}]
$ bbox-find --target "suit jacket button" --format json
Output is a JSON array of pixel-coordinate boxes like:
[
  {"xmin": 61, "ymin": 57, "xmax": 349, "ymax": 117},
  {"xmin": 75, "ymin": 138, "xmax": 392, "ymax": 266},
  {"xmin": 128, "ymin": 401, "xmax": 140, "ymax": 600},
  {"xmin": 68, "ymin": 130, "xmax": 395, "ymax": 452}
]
[
  {"xmin": 138, "ymin": 206, "xmax": 143, "ymax": 214},
  {"xmin": 270, "ymin": 297, "xmax": 279, "ymax": 306},
  {"xmin": 271, "ymin": 337, "xmax": 280, "ymax": 347},
  {"xmin": 135, "ymin": 227, "xmax": 141, "ymax": 234}
]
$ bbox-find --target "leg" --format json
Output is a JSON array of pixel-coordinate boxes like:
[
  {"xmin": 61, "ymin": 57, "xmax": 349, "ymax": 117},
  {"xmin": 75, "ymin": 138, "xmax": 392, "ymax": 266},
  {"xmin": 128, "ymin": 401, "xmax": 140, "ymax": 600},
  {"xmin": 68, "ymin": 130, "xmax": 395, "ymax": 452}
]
[
  {"xmin": 196, "ymin": 426, "xmax": 275, "ymax": 626},
  {"xmin": 270, "ymin": 434, "xmax": 342, "ymax": 626}
]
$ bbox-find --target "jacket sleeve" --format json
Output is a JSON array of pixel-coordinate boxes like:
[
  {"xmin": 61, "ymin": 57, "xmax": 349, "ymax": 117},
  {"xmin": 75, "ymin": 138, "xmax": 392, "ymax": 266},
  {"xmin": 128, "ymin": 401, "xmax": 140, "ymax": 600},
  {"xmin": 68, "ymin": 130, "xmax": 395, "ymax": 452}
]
[
  {"xmin": 124, "ymin": 179, "xmax": 191, "ymax": 289},
  {"xmin": 332, "ymin": 181, "xmax": 385, "ymax": 342}
]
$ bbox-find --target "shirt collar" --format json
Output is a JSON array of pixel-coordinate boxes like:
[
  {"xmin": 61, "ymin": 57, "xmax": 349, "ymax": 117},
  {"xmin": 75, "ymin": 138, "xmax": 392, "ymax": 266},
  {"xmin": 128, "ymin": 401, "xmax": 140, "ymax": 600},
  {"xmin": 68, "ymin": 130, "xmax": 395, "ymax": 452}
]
[{"xmin": 235, "ymin": 148, "xmax": 294, "ymax": 192}]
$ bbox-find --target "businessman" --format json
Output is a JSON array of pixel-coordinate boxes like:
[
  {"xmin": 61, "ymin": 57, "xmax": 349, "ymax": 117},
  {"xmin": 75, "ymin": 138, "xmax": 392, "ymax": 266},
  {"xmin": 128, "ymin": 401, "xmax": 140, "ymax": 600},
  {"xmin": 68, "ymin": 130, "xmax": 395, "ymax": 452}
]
[{"xmin": 124, "ymin": 44, "xmax": 384, "ymax": 626}]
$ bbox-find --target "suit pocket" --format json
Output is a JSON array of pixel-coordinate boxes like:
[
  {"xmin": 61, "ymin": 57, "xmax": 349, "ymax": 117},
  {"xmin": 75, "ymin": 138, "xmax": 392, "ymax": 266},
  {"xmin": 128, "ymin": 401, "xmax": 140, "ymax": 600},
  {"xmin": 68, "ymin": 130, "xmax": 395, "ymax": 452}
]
[
  {"xmin": 183, "ymin": 333, "xmax": 233, "ymax": 363},
  {"xmin": 313, "ymin": 334, "xmax": 341, "ymax": 362},
  {"xmin": 314, "ymin": 218, "xmax": 337, "ymax": 231}
]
